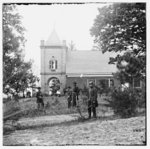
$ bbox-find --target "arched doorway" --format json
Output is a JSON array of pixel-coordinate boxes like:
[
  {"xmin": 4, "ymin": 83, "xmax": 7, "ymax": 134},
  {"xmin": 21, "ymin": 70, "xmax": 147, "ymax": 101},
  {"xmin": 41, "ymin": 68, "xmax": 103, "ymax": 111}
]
[{"xmin": 48, "ymin": 77, "xmax": 60, "ymax": 95}]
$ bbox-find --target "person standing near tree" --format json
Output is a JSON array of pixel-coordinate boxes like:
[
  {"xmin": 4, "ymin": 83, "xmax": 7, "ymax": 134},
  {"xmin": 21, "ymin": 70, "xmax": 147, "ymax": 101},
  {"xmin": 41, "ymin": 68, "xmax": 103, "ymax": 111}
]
[
  {"xmin": 87, "ymin": 81, "xmax": 98, "ymax": 119},
  {"xmin": 36, "ymin": 87, "xmax": 44, "ymax": 110},
  {"xmin": 72, "ymin": 82, "xmax": 80, "ymax": 107}
]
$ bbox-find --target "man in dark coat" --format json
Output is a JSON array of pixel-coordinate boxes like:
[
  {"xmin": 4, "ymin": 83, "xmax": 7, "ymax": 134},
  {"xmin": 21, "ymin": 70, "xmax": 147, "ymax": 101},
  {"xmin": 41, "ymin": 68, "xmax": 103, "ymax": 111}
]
[
  {"xmin": 67, "ymin": 86, "xmax": 72, "ymax": 108},
  {"xmin": 36, "ymin": 87, "xmax": 44, "ymax": 110},
  {"xmin": 87, "ymin": 81, "xmax": 98, "ymax": 118},
  {"xmin": 72, "ymin": 82, "xmax": 80, "ymax": 107}
]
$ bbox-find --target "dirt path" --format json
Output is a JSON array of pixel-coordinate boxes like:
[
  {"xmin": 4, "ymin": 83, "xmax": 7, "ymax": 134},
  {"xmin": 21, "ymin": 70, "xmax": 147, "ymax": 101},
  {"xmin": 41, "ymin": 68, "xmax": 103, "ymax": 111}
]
[
  {"xmin": 17, "ymin": 114, "xmax": 79, "ymax": 127},
  {"xmin": 3, "ymin": 115, "xmax": 145, "ymax": 146}
]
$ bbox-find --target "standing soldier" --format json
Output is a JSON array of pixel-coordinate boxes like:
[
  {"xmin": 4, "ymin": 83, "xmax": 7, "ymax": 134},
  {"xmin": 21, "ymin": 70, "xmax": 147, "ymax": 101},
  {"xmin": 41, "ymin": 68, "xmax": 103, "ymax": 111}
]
[
  {"xmin": 67, "ymin": 86, "xmax": 72, "ymax": 108},
  {"xmin": 72, "ymin": 82, "xmax": 80, "ymax": 107},
  {"xmin": 36, "ymin": 87, "xmax": 44, "ymax": 110},
  {"xmin": 87, "ymin": 81, "xmax": 98, "ymax": 119}
]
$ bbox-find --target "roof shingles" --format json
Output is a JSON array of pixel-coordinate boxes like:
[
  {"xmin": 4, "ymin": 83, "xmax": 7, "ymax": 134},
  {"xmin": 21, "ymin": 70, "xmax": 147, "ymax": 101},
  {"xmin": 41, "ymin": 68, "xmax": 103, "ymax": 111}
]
[{"xmin": 66, "ymin": 51, "xmax": 117, "ymax": 75}]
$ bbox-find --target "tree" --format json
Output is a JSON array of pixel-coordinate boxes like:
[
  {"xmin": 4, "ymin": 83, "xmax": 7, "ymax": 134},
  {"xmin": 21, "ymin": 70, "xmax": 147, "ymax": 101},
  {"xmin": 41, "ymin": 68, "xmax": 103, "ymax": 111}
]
[
  {"xmin": 3, "ymin": 4, "xmax": 37, "ymax": 94},
  {"xmin": 68, "ymin": 40, "xmax": 77, "ymax": 51},
  {"xmin": 90, "ymin": 3, "xmax": 146, "ymax": 85}
]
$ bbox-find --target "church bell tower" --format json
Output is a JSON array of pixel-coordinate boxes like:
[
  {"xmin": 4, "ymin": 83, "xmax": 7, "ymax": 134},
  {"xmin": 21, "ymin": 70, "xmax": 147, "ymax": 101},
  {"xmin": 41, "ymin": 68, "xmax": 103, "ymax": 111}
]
[{"xmin": 40, "ymin": 29, "xmax": 67, "ymax": 94}]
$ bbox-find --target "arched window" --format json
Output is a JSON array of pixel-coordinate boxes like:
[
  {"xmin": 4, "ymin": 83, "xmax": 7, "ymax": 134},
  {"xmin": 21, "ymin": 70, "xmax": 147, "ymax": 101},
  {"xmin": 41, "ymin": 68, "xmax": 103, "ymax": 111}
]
[{"xmin": 49, "ymin": 56, "xmax": 57, "ymax": 71}]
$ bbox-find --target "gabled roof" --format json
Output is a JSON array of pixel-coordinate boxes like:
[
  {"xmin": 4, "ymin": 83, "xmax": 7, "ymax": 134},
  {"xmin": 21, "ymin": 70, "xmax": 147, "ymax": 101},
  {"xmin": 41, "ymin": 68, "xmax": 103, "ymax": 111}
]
[
  {"xmin": 66, "ymin": 51, "xmax": 117, "ymax": 75},
  {"xmin": 45, "ymin": 29, "xmax": 62, "ymax": 46}
]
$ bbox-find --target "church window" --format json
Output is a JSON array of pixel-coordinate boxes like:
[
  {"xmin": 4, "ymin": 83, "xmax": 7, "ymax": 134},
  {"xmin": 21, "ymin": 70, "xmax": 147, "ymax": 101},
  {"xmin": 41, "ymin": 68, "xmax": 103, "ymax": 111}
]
[
  {"xmin": 98, "ymin": 79, "xmax": 109, "ymax": 89},
  {"xmin": 110, "ymin": 79, "xmax": 114, "ymax": 87},
  {"xmin": 49, "ymin": 61, "xmax": 52, "ymax": 69},
  {"xmin": 49, "ymin": 56, "xmax": 57, "ymax": 71}
]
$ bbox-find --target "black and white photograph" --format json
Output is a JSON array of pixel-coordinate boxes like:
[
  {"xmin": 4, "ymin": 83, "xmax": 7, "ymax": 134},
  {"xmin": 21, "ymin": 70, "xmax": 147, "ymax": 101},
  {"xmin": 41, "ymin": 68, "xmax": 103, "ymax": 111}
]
[{"xmin": 2, "ymin": 0, "xmax": 147, "ymax": 146}]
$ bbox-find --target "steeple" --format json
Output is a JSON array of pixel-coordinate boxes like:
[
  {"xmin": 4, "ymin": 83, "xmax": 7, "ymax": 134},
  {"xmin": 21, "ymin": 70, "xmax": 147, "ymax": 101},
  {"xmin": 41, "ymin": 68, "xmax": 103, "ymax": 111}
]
[{"xmin": 45, "ymin": 29, "xmax": 62, "ymax": 46}]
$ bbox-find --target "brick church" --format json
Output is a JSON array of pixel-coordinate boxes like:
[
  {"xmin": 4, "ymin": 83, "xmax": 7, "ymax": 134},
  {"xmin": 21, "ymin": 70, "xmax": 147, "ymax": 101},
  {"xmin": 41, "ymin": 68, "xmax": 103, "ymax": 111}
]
[{"xmin": 40, "ymin": 29, "xmax": 119, "ymax": 94}]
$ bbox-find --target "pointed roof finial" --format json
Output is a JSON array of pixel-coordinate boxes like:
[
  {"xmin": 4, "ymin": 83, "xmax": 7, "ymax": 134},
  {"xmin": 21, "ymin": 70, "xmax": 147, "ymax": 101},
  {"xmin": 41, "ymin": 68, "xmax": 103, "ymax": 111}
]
[{"xmin": 45, "ymin": 27, "xmax": 62, "ymax": 46}]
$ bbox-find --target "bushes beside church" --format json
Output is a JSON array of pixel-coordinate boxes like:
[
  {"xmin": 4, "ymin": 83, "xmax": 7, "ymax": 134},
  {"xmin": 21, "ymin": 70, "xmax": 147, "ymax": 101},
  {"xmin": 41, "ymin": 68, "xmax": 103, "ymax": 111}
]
[{"xmin": 109, "ymin": 87, "xmax": 145, "ymax": 118}]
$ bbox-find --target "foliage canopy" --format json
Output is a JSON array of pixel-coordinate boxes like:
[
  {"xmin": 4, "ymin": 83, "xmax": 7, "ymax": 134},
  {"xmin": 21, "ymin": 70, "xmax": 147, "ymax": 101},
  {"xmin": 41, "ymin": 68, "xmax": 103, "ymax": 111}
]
[
  {"xmin": 3, "ymin": 4, "xmax": 38, "ymax": 94},
  {"xmin": 90, "ymin": 3, "xmax": 146, "ymax": 84}
]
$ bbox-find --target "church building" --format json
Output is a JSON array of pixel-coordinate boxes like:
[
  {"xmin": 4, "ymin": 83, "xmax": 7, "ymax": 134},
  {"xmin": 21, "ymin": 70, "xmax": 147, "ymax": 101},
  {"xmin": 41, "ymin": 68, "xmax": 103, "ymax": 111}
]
[{"xmin": 40, "ymin": 29, "xmax": 119, "ymax": 94}]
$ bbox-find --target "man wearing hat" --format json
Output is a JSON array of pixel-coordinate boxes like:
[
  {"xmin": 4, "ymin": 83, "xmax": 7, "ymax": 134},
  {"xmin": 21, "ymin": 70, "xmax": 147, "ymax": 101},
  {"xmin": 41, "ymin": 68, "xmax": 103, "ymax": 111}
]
[
  {"xmin": 36, "ymin": 87, "xmax": 44, "ymax": 110},
  {"xmin": 87, "ymin": 81, "xmax": 98, "ymax": 118},
  {"xmin": 72, "ymin": 81, "xmax": 80, "ymax": 107},
  {"xmin": 67, "ymin": 86, "xmax": 72, "ymax": 108}
]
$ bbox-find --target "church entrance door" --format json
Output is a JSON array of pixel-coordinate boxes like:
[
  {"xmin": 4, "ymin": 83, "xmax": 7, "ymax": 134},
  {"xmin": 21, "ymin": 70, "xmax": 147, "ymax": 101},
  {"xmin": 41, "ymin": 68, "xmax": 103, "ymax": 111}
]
[{"xmin": 48, "ymin": 77, "xmax": 60, "ymax": 96}]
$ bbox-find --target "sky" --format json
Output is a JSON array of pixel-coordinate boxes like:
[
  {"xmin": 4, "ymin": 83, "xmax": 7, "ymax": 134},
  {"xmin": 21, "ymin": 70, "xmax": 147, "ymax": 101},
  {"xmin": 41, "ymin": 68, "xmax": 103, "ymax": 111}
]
[{"xmin": 16, "ymin": 3, "xmax": 107, "ymax": 76}]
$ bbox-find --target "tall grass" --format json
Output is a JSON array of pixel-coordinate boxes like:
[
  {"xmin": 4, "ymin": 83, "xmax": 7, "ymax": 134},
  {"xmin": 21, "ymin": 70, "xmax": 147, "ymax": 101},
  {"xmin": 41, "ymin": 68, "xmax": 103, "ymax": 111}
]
[
  {"xmin": 3, "ymin": 95, "xmax": 112, "ymax": 119},
  {"xmin": 3, "ymin": 100, "xmax": 21, "ymax": 117}
]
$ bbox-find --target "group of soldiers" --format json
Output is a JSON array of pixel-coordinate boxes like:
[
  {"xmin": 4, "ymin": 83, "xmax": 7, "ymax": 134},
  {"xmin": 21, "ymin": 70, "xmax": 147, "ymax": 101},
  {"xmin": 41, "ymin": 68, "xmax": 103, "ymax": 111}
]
[
  {"xmin": 66, "ymin": 81, "xmax": 98, "ymax": 118},
  {"xmin": 66, "ymin": 82, "xmax": 80, "ymax": 108},
  {"xmin": 36, "ymin": 81, "xmax": 98, "ymax": 119}
]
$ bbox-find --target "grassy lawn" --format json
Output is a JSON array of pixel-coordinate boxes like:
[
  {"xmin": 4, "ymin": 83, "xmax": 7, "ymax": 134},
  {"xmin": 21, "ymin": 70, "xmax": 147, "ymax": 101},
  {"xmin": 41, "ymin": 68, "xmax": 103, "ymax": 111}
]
[
  {"xmin": 3, "ymin": 95, "xmax": 112, "ymax": 119},
  {"xmin": 3, "ymin": 95, "xmax": 146, "ymax": 145}
]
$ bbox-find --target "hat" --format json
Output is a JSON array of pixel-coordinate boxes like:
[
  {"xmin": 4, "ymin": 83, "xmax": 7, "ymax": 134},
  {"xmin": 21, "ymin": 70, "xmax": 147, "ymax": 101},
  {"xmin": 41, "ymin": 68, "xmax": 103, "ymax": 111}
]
[
  {"xmin": 73, "ymin": 81, "xmax": 77, "ymax": 84},
  {"xmin": 38, "ymin": 87, "xmax": 41, "ymax": 89},
  {"xmin": 89, "ymin": 81, "xmax": 93, "ymax": 85}
]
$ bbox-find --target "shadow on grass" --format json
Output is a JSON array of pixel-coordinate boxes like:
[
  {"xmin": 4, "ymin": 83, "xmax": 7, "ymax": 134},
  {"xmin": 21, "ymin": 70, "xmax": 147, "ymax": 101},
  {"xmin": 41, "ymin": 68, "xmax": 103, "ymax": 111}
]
[
  {"xmin": 3, "ymin": 107, "xmax": 145, "ymax": 136},
  {"xmin": 4, "ymin": 114, "xmax": 120, "ymax": 136}
]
